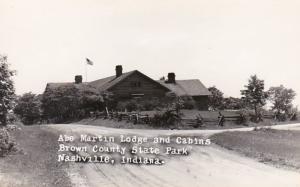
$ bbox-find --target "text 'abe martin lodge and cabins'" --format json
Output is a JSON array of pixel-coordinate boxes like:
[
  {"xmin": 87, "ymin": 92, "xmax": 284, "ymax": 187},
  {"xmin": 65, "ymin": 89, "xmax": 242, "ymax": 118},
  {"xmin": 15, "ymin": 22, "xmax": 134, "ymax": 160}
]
[{"xmin": 44, "ymin": 65, "xmax": 211, "ymax": 110}]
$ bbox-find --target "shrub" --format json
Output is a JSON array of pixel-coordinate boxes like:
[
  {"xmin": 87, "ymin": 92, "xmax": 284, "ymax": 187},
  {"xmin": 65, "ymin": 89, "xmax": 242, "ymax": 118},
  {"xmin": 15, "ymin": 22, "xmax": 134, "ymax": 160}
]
[
  {"xmin": 42, "ymin": 84, "xmax": 104, "ymax": 123},
  {"xmin": 7, "ymin": 112, "xmax": 18, "ymax": 124},
  {"xmin": 150, "ymin": 109, "xmax": 182, "ymax": 127},
  {"xmin": 141, "ymin": 99, "xmax": 160, "ymax": 111},
  {"xmin": 182, "ymin": 100, "xmax": 195, "ymax": 109},
  {"xmin": 290, "ymin": 113, "xmax": 298, "ymax": 121},
  {"xmin": 275, "ymin": 113, "xmax": 288, "ymax": 121},
  {"xmin": 235, "ymin": 110, "xmax": 247, "ymax": 125},
  {"xmin": 0, "ymin": 128, "xmax": 15, "ymax": 156},
  {"xmin": 125, "ymin": 100, "xmax": 138, "ymax": 112},
  {"xmin": 14, "ymin": 93, "xmax": 42, "ymax": 125},
  {"xmin": 289, "ymin": 107, "xmax": 298, "ymax": 121},
  {"xmin": 116, "ymin": 98, "xmax": 162, "ymax": 112},
  {"xmin": 116, "ymin": 100, "xmax": 138, "ymax": 112},
  {"xmin": 238, "ymin": 108, "xmax": 265, "ymax": 123}
]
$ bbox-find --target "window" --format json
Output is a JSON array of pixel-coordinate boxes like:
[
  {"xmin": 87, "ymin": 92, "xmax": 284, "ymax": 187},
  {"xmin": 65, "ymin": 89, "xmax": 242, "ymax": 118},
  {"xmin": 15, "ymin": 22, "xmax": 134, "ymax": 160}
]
[
  {"xmin": 131, "ymin": 93, "xmax": 144, "ymax": 99},
  {"xmin": 131, "ymin": 81, "xmax": 141, "ymax": 88}
]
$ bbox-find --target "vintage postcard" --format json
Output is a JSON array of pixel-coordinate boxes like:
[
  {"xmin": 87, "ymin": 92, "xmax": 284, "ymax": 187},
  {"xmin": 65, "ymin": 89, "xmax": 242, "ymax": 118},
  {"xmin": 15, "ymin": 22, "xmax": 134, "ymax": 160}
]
[{"xmin": 1, "ymin": 0, "xmax": 300, "ymax": 187}]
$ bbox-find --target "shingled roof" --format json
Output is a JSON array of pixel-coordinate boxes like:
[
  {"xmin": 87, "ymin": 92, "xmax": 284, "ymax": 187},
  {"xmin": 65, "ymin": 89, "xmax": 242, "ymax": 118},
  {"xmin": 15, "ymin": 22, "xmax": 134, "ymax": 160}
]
[
  {"xmin": 45, "ymin": 82, "xmax": 99, "ymax": 94},
  {"xmin": 45, "ymin": 69, "xmax": 210, "ymax": 97},
  {"xmin": 89, "ymin": 70, "xmax": 136, "ymax": 92},
  {"xmin": 157, "ymin": 79, "xmax": 211, "ymax": 96}
]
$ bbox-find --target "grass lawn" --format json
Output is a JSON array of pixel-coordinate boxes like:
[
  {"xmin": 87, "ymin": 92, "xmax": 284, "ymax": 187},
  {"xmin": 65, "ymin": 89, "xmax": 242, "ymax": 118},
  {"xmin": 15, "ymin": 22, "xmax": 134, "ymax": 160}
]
[{"xmin": 211, "ymin": 128, "xmax": 300, "ymax": 171}]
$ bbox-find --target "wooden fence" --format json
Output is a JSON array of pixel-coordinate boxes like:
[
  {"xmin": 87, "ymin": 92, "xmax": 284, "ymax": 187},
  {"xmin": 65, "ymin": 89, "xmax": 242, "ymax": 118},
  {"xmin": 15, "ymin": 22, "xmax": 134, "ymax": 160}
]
[{"xmin": 89, "ymin": 110, "xmax": 245, "ymax": 128}]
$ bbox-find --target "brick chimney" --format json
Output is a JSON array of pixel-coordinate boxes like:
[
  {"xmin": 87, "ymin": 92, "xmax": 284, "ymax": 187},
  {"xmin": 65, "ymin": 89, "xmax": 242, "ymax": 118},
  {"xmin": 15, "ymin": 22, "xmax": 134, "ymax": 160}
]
[
  {"xmin": 166, "ymin": 72, "xmax": 176, "ymax": 84},
  {"xmin": 116, "ymin": 65, "xmax": 123, "ymax": 77},
  {"xmin": 75, "ymin": 75, "xmax": 82, "ymax": 84}
]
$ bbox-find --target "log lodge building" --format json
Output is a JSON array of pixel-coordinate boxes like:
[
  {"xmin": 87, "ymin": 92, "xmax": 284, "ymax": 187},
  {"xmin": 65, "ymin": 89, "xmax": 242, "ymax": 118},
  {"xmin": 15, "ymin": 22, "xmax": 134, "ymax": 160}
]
[{"xmin": 45, "ymin": 65, "xmax": 211, "ymax": 110}]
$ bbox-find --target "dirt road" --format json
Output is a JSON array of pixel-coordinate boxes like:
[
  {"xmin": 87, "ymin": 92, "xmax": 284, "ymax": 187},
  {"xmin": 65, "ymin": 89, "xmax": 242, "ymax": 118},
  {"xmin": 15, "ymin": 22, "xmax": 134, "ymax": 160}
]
[{"xmin": 50, "ymin": 124, "xmax": 300, "ymax": 187}]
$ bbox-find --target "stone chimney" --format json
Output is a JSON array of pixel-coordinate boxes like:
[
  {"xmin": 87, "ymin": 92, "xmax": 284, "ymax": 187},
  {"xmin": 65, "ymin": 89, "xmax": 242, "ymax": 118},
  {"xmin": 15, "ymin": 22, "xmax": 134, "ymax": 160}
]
[
  {"xmin": 166, "ymin": 72, "xmax": 176, "ymax": 84},
  {"xmin": 116, "ymin": 65, "xmax": 123, "ymax": 77},
  {"xmin": 75, "ymin": 75, "xmax": 83, "ymax": 84}
]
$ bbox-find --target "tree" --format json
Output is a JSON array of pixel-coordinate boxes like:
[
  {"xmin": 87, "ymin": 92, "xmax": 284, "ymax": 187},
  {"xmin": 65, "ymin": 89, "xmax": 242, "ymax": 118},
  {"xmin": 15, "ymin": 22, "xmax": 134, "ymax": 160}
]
[
  {"xmin": 268, "ymin": 85, "xmax": 296, "ymax": 120},
  {"xmin": 14, "ymin": 93, "xmax": 41, "ymax": 125},
  {"xmin": 241, "ymin": 75, "xmax": 268, "ymax": 121},
  {"xmin": 42, "ymin": 85, "xmax": 80, "ymax": 122},
  {"xmin": 0, "ymin": 55, "xmax": 16, "ymax": 126},
  {"xmin": 223, "ymin": 97, "xmax": 244, "ymax": 110},
  {"xmin": 42, "ymin": 84, "xmax": 103, "ymax": 123},
  {"xmin": 208, "ymin": 86, "xmax": 224, "ymax": 110}
]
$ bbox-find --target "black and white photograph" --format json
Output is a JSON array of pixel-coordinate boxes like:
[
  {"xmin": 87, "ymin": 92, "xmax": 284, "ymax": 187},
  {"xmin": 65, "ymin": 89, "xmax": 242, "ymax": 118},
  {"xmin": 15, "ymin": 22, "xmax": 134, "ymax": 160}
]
[{"xmin": 1, "ymin": 0, "xmax": 300, "ymax": 186}]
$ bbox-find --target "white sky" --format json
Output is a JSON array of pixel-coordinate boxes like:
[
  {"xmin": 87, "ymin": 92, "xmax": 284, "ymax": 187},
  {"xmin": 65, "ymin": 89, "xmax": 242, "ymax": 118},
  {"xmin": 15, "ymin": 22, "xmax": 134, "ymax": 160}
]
[{"xmin": 1, "ymin": 0, "xmax": 299, "ymax": 107}]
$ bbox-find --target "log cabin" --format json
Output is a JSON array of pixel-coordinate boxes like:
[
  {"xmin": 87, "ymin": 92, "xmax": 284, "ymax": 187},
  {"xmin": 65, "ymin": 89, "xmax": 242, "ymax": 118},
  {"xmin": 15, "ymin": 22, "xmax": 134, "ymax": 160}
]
[{"xmin": 44, "ymin": 65, "xmax": 211, "ymax": 110}]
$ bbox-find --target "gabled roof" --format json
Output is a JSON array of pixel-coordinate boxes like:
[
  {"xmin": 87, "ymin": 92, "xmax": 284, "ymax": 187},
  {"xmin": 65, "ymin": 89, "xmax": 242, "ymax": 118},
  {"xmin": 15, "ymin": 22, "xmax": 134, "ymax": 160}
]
[
  {"xmin": 45, "ymin": 70, "xmax": 210, "ymax": 97},
  {"xmin": 89, "ymin": 70, "xmax": 170, "ymax": 92},
  {"xmin": 157, "ymin": 79, "xmax": 211, "ymax": 96},
  {"xmin": 45, "ymin": 71, "xmax": 138, "ymax": 93},
  {"xmin": 89, "ymin": 70, "xmax": 135, "ymax": 92}
]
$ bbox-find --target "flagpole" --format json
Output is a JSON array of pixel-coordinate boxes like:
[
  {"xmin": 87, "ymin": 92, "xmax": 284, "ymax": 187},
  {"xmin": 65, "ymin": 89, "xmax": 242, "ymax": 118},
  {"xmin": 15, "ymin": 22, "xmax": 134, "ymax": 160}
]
[
  {"xmin": 85, "ymin": 58, "xmax": 94, "ymax": 82},
  {"xmin": 85, "ymin": 60, "xmax": 87, "ymax": 82}
]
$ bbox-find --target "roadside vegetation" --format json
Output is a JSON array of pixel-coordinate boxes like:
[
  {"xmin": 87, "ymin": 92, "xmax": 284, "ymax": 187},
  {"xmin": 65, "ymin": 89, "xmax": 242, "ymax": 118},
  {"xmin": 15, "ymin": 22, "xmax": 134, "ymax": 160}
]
[
  {"xmin": 208, "ymin": 75, "xmax": 297, "ymax": 123},
  {"xmin": 11, "ymin": 72, "xmax": 298, "ymax": 129},
  {"xmin": 0, "ymin": 127, "xmax": 16, "ymax": 157},
  {"xmin": 0, "ymin": 55, "xmax": 296, "ymax": 129},
  {"xmin": 0, "ymin": 55, "xmax": 17, "ymax": 156}
]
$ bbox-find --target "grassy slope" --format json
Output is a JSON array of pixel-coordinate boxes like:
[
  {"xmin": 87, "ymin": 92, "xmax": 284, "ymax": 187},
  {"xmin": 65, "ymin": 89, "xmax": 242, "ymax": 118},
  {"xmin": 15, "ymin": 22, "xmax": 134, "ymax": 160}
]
[
  {"xmin": 0, "ymin": 125, "xmax": 72, "ymax": 187},
  {"xmin": 211, "ymin": 129, "xmax": 300, "ymax": 171}
]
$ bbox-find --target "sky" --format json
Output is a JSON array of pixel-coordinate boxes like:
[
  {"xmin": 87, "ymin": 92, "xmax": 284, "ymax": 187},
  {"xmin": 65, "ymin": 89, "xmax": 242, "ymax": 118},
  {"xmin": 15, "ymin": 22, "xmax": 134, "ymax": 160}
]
[{"xmin": 1, "ymin": 0, "xmax": 300, "ymax": 107}]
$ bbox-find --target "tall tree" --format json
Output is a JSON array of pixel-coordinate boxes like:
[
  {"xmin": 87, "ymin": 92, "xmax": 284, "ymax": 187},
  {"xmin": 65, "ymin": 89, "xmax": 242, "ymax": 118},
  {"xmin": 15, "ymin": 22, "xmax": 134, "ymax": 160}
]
[
  {"xmin": 208, "ymin": 86, "xmax": 224, "ymax": 110},
  {"xmin": 241, "ymin": 75, "xmax": 268, "ymax": 121},
  {"xmin": 0, "ymin": 55, "xmax": 15, "ymax": 126},
  {"xmin": 268, "ymin": 85, "xmax": 296, "ymax": 120}
]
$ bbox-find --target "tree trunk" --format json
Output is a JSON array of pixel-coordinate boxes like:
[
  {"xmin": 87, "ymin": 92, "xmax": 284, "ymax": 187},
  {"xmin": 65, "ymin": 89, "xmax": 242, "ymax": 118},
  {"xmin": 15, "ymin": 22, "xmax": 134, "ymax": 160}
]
[{"xmin": 254, "ymin": 104, "xmax": 257, "ymax": 119}]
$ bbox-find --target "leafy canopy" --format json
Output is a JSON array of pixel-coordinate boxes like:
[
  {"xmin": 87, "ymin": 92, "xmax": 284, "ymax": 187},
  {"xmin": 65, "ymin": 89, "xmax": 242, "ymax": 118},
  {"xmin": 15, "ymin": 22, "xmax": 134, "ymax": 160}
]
[
  {"xmin": 241, "ymin": 75, "xmax": 268, "ymax": 108},
  {"xmin": 208, "ymin": 86, "xmax": 224, "ymax": 110},
  {"xmin": 268, "ymin": 85, "xmax": 296, "ymax": 116},
  {"xmin": 0, "ymin": 55, "xmax": 15, "ymax": 126}
]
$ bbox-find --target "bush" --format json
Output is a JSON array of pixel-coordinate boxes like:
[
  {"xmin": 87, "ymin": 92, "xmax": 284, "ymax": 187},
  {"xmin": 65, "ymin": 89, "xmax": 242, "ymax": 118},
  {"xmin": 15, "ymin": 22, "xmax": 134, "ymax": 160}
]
[
  {"xmin": 14, "ymin": 93, "xmax": 42, "ymax": 125},
  {"xmin": 116, "ymin": 100, "xmax": 138, "ymax": 112},
  {"xmin": 182, "ymin": 100, "xmax": 195, "ymax": 109},
  {"xmin": 7, "ymin": 112, "xmax": 18, "ymax": 124},
  {"xmin": 290, "ymin": 113, "xmax": 298, "ymax": 121},
  {"xmin": 236, "ymin": 109, "xmax": 265, "ymax": 124},
  {"xmin": 150, "ymin": 109, "xmax": 182, "ymax": 127},
  {"xmin": 275, "ymin": 113, "xmax": 288, "ymax": 121},
  {"xmin": 141, "ymin": 99, "xmax": 160, "ymax": 111},
  {"xmin": 0, "ymin": 128, "xmax": 15, "ymax": 156},
  {"xmin": 289, "ymin": 107, "xmax": 298, "ymax": 121},
  {"xmin": 42, "ymin": 84, "xmax": 104, "ymax": 123},
  {"xmin": 125, "ymin": 100, "xmax": 138, "ymax": 112},
  {"xmin": 241, "ymin": 109, "xmax": 264, "ymax": 123},
  {"xmin": 116, "ymin": 98, "xmax": 162, "ymax": 112}
]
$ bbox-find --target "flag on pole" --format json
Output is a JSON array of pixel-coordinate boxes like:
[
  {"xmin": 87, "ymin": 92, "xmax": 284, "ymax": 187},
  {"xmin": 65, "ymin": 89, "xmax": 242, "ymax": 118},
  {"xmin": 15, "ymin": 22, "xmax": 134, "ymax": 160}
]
[{"xmin": 86, "ymin": 58, "xmax": 94, "ymax": 65}]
